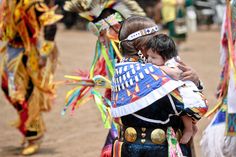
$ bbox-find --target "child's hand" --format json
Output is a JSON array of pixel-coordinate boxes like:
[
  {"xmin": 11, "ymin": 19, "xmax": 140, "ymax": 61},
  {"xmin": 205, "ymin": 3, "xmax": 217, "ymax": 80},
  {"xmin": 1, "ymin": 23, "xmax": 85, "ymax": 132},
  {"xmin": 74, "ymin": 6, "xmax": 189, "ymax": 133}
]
[{"xmin": 192, "ymin": 124, "xmax": 198, "ymax": 137}]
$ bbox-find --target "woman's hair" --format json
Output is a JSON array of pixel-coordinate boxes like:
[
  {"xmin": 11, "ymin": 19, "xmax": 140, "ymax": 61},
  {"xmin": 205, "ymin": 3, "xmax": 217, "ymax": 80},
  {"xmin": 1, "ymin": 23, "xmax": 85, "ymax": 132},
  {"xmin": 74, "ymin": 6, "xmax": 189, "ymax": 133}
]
[
  {"xmin": 146, "ymin": 34, "xmax": 177, "ymax": 61},
  {"xmin": 119, "ymin": 16, "xmax": 156, "ymax": 56}
]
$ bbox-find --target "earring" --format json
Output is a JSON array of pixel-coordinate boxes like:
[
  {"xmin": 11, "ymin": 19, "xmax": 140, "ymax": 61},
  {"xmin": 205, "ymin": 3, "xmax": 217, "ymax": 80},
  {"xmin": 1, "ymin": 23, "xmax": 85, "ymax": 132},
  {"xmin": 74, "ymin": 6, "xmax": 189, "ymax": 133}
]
[{"xmin": 137, "ymin": 50, "xmax": 147, "ymax": 64}]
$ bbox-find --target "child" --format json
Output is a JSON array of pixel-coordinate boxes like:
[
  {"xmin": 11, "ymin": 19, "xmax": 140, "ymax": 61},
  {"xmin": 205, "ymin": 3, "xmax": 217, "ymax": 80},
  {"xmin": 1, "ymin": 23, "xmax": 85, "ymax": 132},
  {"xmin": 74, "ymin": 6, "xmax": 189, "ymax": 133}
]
[{"xmin": 146, "ymin": 33, "xmax": 202, "ymax": 144}]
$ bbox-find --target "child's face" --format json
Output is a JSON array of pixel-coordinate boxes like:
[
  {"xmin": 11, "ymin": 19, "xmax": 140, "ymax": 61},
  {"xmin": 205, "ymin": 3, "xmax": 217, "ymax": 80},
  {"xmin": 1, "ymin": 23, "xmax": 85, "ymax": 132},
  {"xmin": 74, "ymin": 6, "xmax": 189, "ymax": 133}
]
[{"xmin": 147, "ymin": 49, "xmax": 165, "ymax": 66}]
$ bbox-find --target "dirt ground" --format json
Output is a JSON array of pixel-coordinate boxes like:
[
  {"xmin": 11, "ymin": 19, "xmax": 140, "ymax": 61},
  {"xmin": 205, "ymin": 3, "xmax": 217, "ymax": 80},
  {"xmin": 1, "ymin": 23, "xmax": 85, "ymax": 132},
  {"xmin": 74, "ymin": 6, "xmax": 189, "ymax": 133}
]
[{"xmin": 0, "ymin": 27, "xmax": 221, "ymax": 157}]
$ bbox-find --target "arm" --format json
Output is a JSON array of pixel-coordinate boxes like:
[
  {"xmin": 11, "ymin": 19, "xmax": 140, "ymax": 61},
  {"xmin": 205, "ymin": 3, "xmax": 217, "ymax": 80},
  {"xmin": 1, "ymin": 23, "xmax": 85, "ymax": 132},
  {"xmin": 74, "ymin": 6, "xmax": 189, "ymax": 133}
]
[
  {"xmin": 171, "ymin": 88, "xmax": 208, "ymax": 122},
  {"xmin": 35, "ymin": 2, "xmax": 62, "ymax": 67},
  {"xmin": 38, "ymin": 24, "xmax": 57, "ymax": 68}
]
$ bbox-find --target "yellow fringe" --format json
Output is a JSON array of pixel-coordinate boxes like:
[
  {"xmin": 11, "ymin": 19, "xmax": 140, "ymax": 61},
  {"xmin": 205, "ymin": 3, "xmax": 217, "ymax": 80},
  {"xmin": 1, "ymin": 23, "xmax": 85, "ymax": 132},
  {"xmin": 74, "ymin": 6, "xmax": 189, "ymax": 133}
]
[
  {"xmin": 40, "ymin": 45, "xmax": 59, "ymax": 89},
  {"xmin": 26, "ymin": 87, "xmax": 50, "ymax": 126},
  {"xmin": 0, "ymin": 44, "xmax": 7, "ymax": 54},
  {"xmin": 0, "ymin": 50, "xmax": 7, "ymax": 85},
  {"xmin": 111, "ymin": 40, "xmax": 122, "ymax": 60}
]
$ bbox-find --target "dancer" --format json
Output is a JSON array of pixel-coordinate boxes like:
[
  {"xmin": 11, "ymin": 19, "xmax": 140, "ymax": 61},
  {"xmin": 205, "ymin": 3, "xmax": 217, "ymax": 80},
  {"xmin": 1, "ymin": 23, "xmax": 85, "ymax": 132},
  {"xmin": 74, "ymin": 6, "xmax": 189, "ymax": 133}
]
[
  {"xmin": 201, "ymin": 0, "xmax": 236, "ymax": 156},
  {"xmin": 0, "ymin": 0, "xmax": 62, "ymax": 155},
  {"xmin": 63, "ymin": 0, "xmax": 145, "ymax": 156}
]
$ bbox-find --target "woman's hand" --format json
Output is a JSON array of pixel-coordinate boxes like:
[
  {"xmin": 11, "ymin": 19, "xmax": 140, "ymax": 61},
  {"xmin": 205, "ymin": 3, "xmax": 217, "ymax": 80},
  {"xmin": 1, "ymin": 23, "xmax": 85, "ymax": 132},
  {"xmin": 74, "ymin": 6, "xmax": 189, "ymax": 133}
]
[{"xmin": 176, "ymin": 59, "xmax": 200, "ymax": 86}]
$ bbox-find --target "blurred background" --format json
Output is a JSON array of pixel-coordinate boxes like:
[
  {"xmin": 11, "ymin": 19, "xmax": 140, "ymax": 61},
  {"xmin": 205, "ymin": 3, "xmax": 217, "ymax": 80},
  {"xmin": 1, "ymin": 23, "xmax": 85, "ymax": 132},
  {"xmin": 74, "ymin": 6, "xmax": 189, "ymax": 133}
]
[{"xmin": 55, "ymin": 0, "xmax": 226, "ymax": 31}]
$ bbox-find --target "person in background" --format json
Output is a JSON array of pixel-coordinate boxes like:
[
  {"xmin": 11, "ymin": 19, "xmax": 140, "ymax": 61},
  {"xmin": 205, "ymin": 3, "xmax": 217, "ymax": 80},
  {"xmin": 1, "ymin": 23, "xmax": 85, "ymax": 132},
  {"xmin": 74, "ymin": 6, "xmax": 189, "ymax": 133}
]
[
  {"xmin": 63, "ymin": 0, "xmax": 145, "ymax": 156},
  {"xmin": 201, "ymin": 1, "xmax": 236, "ymax": 156},
  {"xmin": 0, "ymin": 0, "xmax": 62, "ymax": 155},
  {"xmin": 162, "ymin": 0, "xmax": 192, "ymax": 49}
]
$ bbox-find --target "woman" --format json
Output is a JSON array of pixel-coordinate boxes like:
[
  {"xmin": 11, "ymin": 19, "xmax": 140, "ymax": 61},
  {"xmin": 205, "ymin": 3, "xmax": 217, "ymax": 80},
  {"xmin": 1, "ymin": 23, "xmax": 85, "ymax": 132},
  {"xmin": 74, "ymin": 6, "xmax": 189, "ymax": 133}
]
[
  {"xmin": 0, "ymin": 0, "xmax": 62, "ymax": 155},
  {"xmin": 63, "ymin": 1, "xmax": 145, "ymax": 157},
  {"xmin": 110, "ymin": 16, "xmax": 208, "ymax": 157}
]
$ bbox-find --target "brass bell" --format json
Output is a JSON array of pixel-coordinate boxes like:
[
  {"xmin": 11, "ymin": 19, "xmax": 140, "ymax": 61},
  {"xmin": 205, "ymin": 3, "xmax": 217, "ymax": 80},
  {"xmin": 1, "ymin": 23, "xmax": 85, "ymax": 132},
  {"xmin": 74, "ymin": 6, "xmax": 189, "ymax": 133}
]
[
  {"xmin": 151, "ymin": 129, "xmax": 166, "ymax": 144},
  {"xmin": 124, "ymin": 127, "xmax": 137, "ymax": 143}
]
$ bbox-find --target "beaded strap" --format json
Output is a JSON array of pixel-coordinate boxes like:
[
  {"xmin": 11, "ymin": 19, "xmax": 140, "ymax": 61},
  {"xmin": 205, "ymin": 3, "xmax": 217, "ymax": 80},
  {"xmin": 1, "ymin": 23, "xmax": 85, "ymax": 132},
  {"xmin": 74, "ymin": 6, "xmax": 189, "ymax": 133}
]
[{"xmin": 120, "ymin": 50, "xmax": 147, "ymax": 64}]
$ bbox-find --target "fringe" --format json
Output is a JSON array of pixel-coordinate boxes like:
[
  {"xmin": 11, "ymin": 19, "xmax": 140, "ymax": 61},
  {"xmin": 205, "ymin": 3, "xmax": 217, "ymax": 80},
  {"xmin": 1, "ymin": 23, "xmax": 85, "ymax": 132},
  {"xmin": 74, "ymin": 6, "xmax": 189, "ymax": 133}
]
[{"xmin": 200, "ymin": 122, "xmax": 236, "ymax": 157}]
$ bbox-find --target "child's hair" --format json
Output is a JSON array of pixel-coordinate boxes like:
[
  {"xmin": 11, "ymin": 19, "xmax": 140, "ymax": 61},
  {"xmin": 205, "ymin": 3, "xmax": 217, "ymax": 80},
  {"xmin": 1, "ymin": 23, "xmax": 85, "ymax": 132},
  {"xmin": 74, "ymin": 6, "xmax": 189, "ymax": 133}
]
[{"xmin": 146, "ymin": 34, "xmax": 177, "ymax": 61}]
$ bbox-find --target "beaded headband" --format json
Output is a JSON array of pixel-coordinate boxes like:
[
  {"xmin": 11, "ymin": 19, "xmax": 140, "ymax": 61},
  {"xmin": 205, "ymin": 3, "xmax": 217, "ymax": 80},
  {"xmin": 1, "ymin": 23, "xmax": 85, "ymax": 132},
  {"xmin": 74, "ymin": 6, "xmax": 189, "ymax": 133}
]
[{"xmin": 121, "ymin": 25, "xmax": 159, "ymax": 42}]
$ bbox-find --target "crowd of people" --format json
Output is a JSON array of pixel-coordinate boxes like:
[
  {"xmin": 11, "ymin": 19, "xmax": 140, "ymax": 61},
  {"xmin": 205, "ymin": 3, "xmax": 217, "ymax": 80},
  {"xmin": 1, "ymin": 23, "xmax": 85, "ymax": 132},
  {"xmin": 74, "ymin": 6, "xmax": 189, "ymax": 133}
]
[
  {"xmin": 56, "ymin": 0, "xmax": 225, "ymax": 31},
  {"xmin": 0, "ymin": 0, "xmax": 235, "ymax": 157},
  {"xmin": 0, "ymin": 0, "xmax": 62, "ymax": 155}
]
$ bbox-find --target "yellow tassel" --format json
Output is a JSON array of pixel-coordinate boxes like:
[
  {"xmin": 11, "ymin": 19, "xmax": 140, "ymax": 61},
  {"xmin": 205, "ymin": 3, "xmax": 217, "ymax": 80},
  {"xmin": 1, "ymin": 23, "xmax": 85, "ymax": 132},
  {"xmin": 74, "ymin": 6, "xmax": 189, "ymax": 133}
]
[
  {"xmin": 204, "ymin": 100, "xmax": 223, "ymax": 117},
  {"xmin": 111, "ymin": 40, "xmax": 122, "ymax": 60},
  {"xmin": 0, "ymin": 44, "xmax": 7, "ymax": 54}
]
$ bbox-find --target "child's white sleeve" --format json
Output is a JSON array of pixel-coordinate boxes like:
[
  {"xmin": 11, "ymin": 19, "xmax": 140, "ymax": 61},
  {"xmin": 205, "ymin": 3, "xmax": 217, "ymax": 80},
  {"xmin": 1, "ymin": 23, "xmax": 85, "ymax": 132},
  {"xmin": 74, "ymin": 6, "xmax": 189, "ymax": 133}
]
[
  {"xmin": 179, "ymin": 80, "xmax": 207, "ymax": 109},
  {"xmin": 165, "ymin": 58, "xmax": 178, "ymax": 68}
]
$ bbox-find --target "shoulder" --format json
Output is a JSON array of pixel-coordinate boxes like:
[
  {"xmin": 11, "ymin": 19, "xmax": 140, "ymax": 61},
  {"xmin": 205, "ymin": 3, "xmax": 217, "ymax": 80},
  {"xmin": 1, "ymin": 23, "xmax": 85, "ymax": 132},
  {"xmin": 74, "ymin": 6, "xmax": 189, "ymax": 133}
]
[
  {"xmin": 115, "ymin": 62, "xmax": 168, "ymax": 81},
  {"xmin": 115, "ymin": 62, "xmax": 163, "ymax": 73}
]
